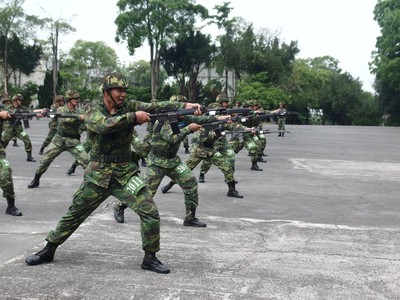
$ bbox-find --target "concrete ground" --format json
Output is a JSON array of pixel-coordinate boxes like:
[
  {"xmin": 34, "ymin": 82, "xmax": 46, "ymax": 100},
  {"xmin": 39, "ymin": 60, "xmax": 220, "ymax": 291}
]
[{"xmin": 0, "ymin": 119, "xmax": 399, "ymax": 299}]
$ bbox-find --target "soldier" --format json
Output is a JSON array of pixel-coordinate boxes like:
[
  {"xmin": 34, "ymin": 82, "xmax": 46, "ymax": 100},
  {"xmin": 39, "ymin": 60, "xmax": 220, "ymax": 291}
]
[
  {"xmin": 161, "ymin": 101, "xmax": 247, "ymax": 198},
  {"xmin": 27, "ymin": 90, "xmax": 90, "ymax": 188},
  {"xmin": 25, "ymin": 71, "xmax": 201, "ymax": 273},
  {"xmin": 38, "ymin": 95, "xmax": 65, "ymax": 155},
  {"xmin": 272, "ymin": 102, "xmax": 287, "ymax": 136},
  {"xmin": 1, "ymin": 94, "xmax": 36, "ymax": 162},
  {"xmin": 252, "ymin": 101, "xmax": 268, "ymax": 160},
  {"xmin": 0, "ymin": 101, "xmax": 23, "ymax": 216},
  {"xmin": 229, "ymin": 100, "xmax": 265, "ymax": 171},
  {"xmin": 113, "ymin": 106, "xmax": 225, "ymax": 226},
  {"xmin": 1, "ymin": 97, "xmax": 19, "ymax": 147}
]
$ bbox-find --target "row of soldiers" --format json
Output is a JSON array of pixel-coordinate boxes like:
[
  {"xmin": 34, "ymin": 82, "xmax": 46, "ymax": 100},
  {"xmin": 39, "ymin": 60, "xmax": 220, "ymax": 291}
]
[{"xmin": 1, "ymin": 72, "xmax": 287, "ymax": 274}]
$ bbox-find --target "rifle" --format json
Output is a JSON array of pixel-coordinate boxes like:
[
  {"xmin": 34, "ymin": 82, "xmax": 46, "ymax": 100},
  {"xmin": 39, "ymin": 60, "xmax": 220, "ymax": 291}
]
[
  {"xmin": 201, "ymin": 115, "xmax": 243, "ymax": 137},
  {"xmin": 44, "ymin": 112, "xmax": 81, "ymax": 120},
  {"xmin": 203, "ymin": 107, "xmax": 252, "ymax": 116},
  {"xmin": 149, "ymin": 108, "xmax": 197, "ymax": 134},
  {"xmin": 223, "ymin": 129, "xmax": 291, "ymax": 136},
  {"xmin": 9, "ymin": 110, "xmax": 41, "ymax": 129}
]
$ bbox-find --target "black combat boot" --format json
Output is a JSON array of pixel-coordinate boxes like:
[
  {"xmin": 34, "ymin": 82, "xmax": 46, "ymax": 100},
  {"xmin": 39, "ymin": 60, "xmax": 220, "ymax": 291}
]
[
  {"xmin": 38, "ymin": 147, "xmax": 44, "ymax": 155},
  {"xmin": 113, "ymin": 203, "xmax": 127, "ymax": 223},
  {"xmin": 184, "ymin": 147, "xmax": 190, "ymax": 154},
  {"xmin": 161, "ymin": 181, "xmax": 175, "ymax": 194},
  {"xmin": 13, "ymin": 140, "xmax": 19, "ymax": 147},
  {"xmin": 183, "ymin": 208, "xmax": 207, "ymax": 227},
  {"xmin": 257, "ymin": 155, "xmax": 267, "ymax": 163},
  {"xmin": 66, "ymin": 163, "xmax": 77, "ymax": 175},
  {"xmin": 281, "ymin": 132, "xmax": 285, "ymax": 137},
  {"xmin": 25, "ymin": 242, "xmax": 58, "ymax": 266},
  {"xmin": 251, "ymin": 163, "xmax": 263, "ymax": 171},
  {"xmin": 26, "ymin": 151, "xmax": 36, "ymax": 162},
  {"xmin": 198, "ymin": 173, "xmax": 205, "ymax": 183},
  {"xmin": 141, "ymin": 252, "xmax": 170, "ymax": 274},
  {"xmin": 227, "ymin": 181, "xmax": 243, "ymax": 198},
  {"xmin": 27, "ymin": 174, "xmax": 41, "ymax": 188},
  {"xmin": 5, "ymin": 197, "xmax": 22, "ymax": 216},
  {"xmin": 278, "ymin": 133, "xmax": 282, "ymax": 137}
]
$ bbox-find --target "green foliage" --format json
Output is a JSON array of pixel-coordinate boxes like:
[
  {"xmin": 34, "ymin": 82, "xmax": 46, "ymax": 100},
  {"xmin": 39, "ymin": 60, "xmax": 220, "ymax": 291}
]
[
  {"xmin": 371, "ymin": 0, "xmax": 400, "ymax": 124},
  {"xmin": 126, "ymin": 86, "xmax": 152, "ymax": 102}
]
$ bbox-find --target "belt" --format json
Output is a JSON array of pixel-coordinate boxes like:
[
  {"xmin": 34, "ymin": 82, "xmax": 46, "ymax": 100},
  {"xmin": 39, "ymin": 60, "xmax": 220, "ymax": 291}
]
[
  {"xmin": 91, "ymin": 154, "xmax": 132, "ymax": 163},
  {"xmin": 59, "ymin": 133, "xmax": 80, "ymax": 139},
  {"xmin": 150, "ymin": 150, "xmax": 176, "ymax": 159},
  {"xmin": 202, "ymin": 142, "xmax": 214, "ymax": 149}
]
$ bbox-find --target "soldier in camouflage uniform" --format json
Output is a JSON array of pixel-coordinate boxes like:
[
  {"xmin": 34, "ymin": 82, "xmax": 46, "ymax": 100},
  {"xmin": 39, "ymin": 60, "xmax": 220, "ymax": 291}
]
[
  {"xmin": 0, "ymin": 102, "xmax": 23, "ymax": 216},
  {"xmin": 27, "ymin": 90, "xmax": 90, "ymax": 188},
  {"xmin": 252, "ymin": 101, "xmax": 268, "ymax": 159},
  {"xmin": 229, "ymin": 100, "xmax": 265, "ymax": 171},
  {"xmin": 196, "ymin": 94, "xmax": 233, "ymax": 182},
  {"xmin": 25, "ymin": 72, "xmax": 201, "ymax": 274},
  {"xmin": 161, "ymin": 101, "xmax": 248, "ymax": 198},
  {"xmin": 114, "ymin": 108, "xmax": 224, "ymax": 227},
  {"xmin": 38, "ymin": 95, "xmax": 65, "ymax": 155},
  {"xmin": 1, "ymin": 97, "xmax": 19, "ymax": 147},
  {"xmin": 1, "ymin": 94, "xmax": 36, "ymax": 162},
  {"xmin": 272, "ymin": 102, "xmax": 287, "ymax": 137}
]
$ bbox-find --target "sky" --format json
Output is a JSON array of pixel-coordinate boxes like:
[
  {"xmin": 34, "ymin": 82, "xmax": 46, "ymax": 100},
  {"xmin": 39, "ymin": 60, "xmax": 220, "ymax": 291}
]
[{"xmin": 22, "ymin": 0, "xmax": 380, "ymax": 93}]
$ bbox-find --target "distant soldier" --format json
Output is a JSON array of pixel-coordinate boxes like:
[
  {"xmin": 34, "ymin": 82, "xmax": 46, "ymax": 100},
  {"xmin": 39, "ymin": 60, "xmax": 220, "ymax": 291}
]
[
  {"xmin": 27, "ymin": 90, "xmax": 90, "ymax": 188},
  {"xmin": 272, "ymin": 102, "xmax": 287, "ymax": 136},
  {"xmin": 1, "ymin": 94, "xmax": 36, "ymax": 162},
  {"xmin": 38, "ymin": 95, "xmax": 65, "ymax": 155}
]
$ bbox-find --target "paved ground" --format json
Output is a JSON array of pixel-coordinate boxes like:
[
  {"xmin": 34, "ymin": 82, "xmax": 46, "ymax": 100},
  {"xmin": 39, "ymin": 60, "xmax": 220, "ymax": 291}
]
[{"xmin": 0, "ymin": 119, "xmax": 400, "ymax": 299}]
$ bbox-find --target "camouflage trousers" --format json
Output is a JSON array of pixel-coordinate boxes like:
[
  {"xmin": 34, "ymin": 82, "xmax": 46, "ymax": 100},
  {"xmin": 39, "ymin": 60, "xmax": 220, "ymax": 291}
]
[
  {"xmin": 143, "ymin": 161, "xmax": 198, "ymax": 214},
  {"xmin": 47, "ymin": 177, "xmax": 161, "ymax": 253},
  {"xmin": 196, "ymin": 146, "xmax": 236, "ymax": 182},
  {"xmin": 257, "ymin": 132, "xmax": 267, "ymax": 154},
  {"xmin": 36, "ymin": 142, "xmax": 90, "ymax": 176},
  {"xmin": 278, "ymin": 118, "xmax": 286, "ymax": 131},
  {"xmin": 2, "ymin": 128, "xmax": 33, "ymax": 152},
  {"xmin": 0, "ymin": 157, "xmax": 15, "ymax": 199},
  {"xmin": 40, "ymin": 126, "xmax": 57, "ymax": 150},
  {"xmin": 230, "ymin": 134, "xmax": 261, "ymax": 163}
]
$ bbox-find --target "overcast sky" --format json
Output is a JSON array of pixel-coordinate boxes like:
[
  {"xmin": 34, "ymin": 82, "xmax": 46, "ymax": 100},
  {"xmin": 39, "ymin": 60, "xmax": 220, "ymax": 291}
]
[{"xmin": 23, "ymin": 0, "xmax": 380, "ymax": 93}]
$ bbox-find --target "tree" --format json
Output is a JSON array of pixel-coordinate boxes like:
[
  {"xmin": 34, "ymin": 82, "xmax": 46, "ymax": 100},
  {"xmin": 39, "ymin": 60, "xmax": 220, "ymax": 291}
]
[
  {"xmin": 0, "ymin": 34, "xmax": 42, "ymax": 87},
  {"xmin": 63, "ymin": 40, "xmax": 119, "ymax": 89},
  {"xmin": 125, "ymin": 59, "xmax": 167, "ymax": 88},
  {"xmin": 370, "ymin": 0, "xmax": 400, "ymax": 124},
  {"xmin": 115, "ymin": 0, "xmax": 208, "ymax": 100},
  {"xmin": 160, "ymin": 30, "xmax": 216, "ymax": 101}
]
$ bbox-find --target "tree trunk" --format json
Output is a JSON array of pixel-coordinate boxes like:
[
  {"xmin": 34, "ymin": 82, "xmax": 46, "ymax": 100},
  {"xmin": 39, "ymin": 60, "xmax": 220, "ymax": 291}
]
[{"xmin": 151, "ymin": 50, "xmax": 160, "ymax": 100}]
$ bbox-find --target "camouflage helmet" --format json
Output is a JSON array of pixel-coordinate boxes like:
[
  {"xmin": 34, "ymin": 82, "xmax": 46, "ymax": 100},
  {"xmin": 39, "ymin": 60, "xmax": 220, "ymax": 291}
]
[
  {"xmin": 150, "ymin": 98, "xmax": 158, "ymax": 103},
  {"xmin": 207, "ymin": 102, "xmax": 221, "ymax": 109},
  {"xmin": 12, "ymin": 93, "xmax": 24, "ymax": 102},
  {"xmin": 216, "ymin": 94, "xmax": 229, "ymax": 104},
  {"xmin": 169, "ymin": 95, "xmax": 187, "ymax": 102},
  {"xmin": 242, "ymin": 100, "xmax": 252, "ymax": 107},
  {"xmin": 2, "ymin": 97, "xmax": 11, "ymax": 104},
  {"xmin": 55, "ymin": 95, "xmax": 64, "ymax": 102},
  {"xmin": 102, "ymin": 72, "xmax": 129, "ymax": 91},
  {"xmin": 65, "ymin": 90, "xmax": 80, "ymax": 101}
]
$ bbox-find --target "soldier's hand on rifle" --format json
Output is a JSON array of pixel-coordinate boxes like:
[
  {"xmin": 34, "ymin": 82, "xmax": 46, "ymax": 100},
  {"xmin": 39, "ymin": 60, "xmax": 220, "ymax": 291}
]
[
  {"xmin": 217, "ymin": 115, "xmax": 232, "ymax": 123},
  {"xmin": 184, "ymin": 103, "xmax": 202, "ymax": 115},
  {"xmin": 135, "ymin": 111, "xmax": 151, "ymax": 124},
  {"xmin": 188, "ymin": 123, "xmax": 202, "ymax": 132},
  {"xmin": 0, "ymin": 110, "xmax": 11, "ymax": 119}
]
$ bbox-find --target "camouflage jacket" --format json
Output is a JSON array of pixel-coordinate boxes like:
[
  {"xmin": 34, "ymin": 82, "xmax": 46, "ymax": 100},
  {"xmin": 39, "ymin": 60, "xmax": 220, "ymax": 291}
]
[
  {"xmin": 148, "ymin": 115, "xmax": 217, "ymax": 168},
  {"xmin": 0, "ymin": 104, "xmax": 8, "ymax": 158},
  {"xmin": 48, "ymin": 104, "xmax": 60, "ymax": 129},
  {"xmin": 192, "ymin": 122, "xmax": 244, "ymax": 155},
  {"xmin": 3, "ymin": 104, "xmax": 31, "ymax": 132},
  {"xmin": 52, "ymin": 106, "xmax": 85, "ymax": 147},
  {"xmin": 83, "ymin": 99, "xmax": 184, "ymax": 188}
]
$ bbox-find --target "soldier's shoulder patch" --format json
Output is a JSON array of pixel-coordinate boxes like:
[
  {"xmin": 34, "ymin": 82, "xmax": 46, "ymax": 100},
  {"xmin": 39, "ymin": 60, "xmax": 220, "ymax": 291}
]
[{"xmin": 85, "ymin": 104, "xmax": 92, "ymax": 114}]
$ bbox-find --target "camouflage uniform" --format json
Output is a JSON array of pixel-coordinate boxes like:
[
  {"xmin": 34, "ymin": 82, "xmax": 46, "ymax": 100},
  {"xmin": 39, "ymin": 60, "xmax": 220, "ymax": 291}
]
[
  {"xmin": 275, "ymin": 103, "xmax": 287, "ymax": 137},
  {"xmin": 27, "ymin": 91, "xmax": 90, "ymax": 188},
  {"xmin": 39, "ymin": 95, "xmax": 65, "ymax": 155},
  {"xmin": 162, "ymin": 102, "xmax": 245, "ymax": 198},
  {"xmin": 1, "ymin": 94, "xmax": 36, "ymax": 161},
  {"xmin": 229, "ymin": 100, "xmax": 265, "ymax": 171},
  {"xmin": 0, "ymin": 103, "xmax": 22, "ymax": 216}
]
